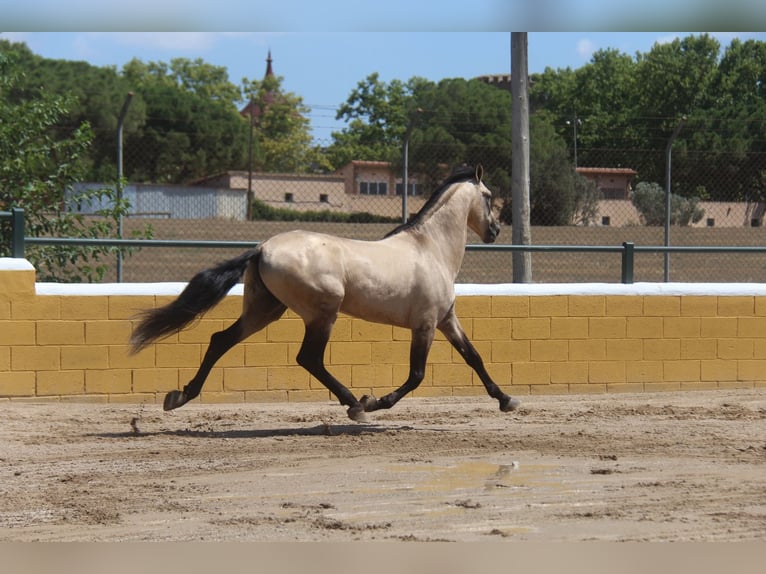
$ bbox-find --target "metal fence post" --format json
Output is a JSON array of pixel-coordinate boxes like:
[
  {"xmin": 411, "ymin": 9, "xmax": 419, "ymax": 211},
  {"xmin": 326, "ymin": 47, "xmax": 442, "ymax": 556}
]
[
  {"xmin": 621, "ymin": 241, "xmax": 634, "ymax": 284},
  {"xmin": 11, "ymin": 207, "xmax": 25, "ymax": 258}
]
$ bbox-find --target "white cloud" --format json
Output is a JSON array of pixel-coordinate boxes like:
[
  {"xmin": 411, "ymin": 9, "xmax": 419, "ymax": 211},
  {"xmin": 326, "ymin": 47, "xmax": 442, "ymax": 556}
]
[{"xmin": 576, "ymin": 38, "xmax": 595, "ymax": 59}]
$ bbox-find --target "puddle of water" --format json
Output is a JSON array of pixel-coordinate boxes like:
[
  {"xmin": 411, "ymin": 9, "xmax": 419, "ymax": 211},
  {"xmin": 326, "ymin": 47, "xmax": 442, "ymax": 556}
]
[{"xmin": 387, "ymin": 459, "xmax": 566, "ymax": 494}]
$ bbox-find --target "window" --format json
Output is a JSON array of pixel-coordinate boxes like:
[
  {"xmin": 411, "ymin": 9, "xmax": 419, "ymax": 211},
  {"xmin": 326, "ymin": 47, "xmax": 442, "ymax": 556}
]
[
  {"xmin": 396, "ymin": 182, "xmax": 419, "ymax": 196},
  {"xmin": 359, "ymin": 181, "xmax": 387, "ymax": 195},
  {"xmin": 752, "ymin": 218, "xmax": 761, "ymax": 228},
  {"xmin": 319, "ymin": 194, "xmax": 329, "ymax": 203},
  {"xmin": 601, "ymin": 216, "xmax": 611, "ymax": 226},
  {"xmin": 601, "ymin": 188, "xmax": 626, "ymax": 200},
  {"xmin": 707, "ymin": 218, "xmax": 715, "ymax": 227},
  {"xmin": 284, "ymin": 193, "xmax": 294, "ymax": 203}
]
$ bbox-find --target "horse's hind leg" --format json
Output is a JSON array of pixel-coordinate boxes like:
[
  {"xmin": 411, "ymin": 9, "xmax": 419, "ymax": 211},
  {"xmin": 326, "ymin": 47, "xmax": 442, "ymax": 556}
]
[
  {"xmin": 164, "ymin": 280, "xmax": 286, "ymax": 411},
  {"xmin": 296, "ymin": 319, "xmax": 366, "ymax": 422},
  {"xmin": 437, "ymin": 307, "xmax": 520, "ymax": 412}
]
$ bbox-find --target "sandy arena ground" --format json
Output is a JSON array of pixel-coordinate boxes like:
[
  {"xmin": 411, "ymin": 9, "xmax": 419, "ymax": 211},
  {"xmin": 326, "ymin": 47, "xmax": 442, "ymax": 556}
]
[{"xmin": 1, "ymin": 389, "xmax": 765, "ymax": 542}]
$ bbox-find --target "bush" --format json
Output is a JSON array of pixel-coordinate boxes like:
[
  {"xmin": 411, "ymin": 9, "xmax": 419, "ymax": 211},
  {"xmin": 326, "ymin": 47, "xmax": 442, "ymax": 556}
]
[{"xmin": 250, "ymin": 198, "xmax": 399, "ymax": 224}]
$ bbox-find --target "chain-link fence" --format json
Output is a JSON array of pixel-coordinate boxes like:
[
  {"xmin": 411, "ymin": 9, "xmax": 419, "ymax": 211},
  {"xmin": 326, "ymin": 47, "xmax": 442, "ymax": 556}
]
[{"xmin": 87, "ymin": 131, "xmax": 766, "ymax": 284}]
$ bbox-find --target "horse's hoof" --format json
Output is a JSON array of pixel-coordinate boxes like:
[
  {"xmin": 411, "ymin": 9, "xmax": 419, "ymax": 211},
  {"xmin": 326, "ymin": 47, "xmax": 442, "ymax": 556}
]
[
  {"xmin": 163, "ymin": 390, "xmax": 187, "ymax": 411},
  {"xmin": 359, "ymin": 394, "xmax": 378, "ymax": 412},
  {"xmin": 500, "ymin": 395, "xmax": 520, "ymax": 412},
  {"xmin": 347, "ymin": 405, "xmax": 369, "ymax": 423}
]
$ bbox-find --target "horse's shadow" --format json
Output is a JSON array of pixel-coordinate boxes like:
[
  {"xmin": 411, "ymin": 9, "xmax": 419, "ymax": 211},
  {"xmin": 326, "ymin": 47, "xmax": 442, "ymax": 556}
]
[{"xmin": 89, "ymin": 423, "xmax": 411, "ymax": 440}]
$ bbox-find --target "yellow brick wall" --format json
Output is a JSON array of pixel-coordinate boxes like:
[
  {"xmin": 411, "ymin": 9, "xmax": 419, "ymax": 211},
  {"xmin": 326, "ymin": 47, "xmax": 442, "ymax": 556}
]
[{"xmin": 2, "ymin": 260, "xmax": 766, "ymax": 404}]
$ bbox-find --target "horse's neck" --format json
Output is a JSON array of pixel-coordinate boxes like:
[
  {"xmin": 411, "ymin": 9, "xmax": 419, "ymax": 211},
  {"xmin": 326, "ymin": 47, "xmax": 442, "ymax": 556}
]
[{"xmin": 417, "ymin": 189, "xmax": 471, "ymax": 278}]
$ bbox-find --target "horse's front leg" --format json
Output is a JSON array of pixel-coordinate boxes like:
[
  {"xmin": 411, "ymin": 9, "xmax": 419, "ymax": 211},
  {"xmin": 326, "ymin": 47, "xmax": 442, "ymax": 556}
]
[
  {"xmin": 437, "ymin": 308, "xmax": 520, "ymax": 413},
  {"xmin": 360, "ymin": 326, "xmax": 433, "ymax": 412}
]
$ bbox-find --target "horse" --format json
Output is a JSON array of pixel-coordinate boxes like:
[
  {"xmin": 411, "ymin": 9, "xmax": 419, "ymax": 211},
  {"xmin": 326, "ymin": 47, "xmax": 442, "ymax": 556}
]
[{"xmin": 130, "ymin": 164, "xmax": 520, "ymax": 422}]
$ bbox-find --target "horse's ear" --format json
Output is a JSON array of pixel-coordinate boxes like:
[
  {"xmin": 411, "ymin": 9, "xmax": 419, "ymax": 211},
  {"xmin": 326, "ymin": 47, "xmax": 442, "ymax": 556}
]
[{"xmin": 475, "ymin": 164, "xmax": 483, "ymax": 183}]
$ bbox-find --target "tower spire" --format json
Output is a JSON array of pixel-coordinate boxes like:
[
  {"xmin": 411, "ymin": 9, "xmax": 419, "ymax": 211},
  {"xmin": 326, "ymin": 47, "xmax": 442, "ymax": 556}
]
[{"xmin": 265, "ymin": 50, "xmax": 274, "ymax": 78}]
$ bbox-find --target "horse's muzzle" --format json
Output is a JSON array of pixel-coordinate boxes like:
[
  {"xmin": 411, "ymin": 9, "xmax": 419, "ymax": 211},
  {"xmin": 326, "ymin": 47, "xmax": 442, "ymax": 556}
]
[{"xmin": 484, "ymin": 223, "xmax": 500, "ymax": 244}]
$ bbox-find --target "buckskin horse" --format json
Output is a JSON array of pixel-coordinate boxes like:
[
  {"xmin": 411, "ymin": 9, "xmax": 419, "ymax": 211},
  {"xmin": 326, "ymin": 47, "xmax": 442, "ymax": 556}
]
[{"xmin": 130, "ymin": 165, "xmax": 520, "ymax": 421}]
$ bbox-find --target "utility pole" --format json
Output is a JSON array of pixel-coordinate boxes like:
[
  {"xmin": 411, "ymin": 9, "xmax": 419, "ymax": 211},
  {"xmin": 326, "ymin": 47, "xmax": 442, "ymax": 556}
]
[
  {"xmin": 116, "ymin": 92, "xmax": 133, "ymax": 283},
  {"xmin": 511, "ymin": 33, "xmax": 532, "ymax": 283},
  {"xmin": 246, "ymin": 98, "xmax": 255, "ymax": 221}
]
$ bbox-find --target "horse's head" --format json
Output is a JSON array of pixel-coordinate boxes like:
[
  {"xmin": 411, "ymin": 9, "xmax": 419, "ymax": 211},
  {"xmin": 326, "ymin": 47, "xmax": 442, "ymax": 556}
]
[{"xmin": 467, "ymin": 165, "xmax": 500, "ymax": 244}]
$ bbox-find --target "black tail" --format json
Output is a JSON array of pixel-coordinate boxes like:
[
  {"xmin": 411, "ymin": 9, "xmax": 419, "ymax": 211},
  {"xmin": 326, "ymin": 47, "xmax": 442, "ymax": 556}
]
[{"xmin": 130, "ymin": 248, "xmax": 259, "ymax": 353}]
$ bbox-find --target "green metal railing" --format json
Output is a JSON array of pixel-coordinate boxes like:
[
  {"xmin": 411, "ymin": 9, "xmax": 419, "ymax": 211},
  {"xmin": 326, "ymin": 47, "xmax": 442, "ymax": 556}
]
[{"xmin": 6, "ymin": 207, "xmax": 766, "ymax": 284}]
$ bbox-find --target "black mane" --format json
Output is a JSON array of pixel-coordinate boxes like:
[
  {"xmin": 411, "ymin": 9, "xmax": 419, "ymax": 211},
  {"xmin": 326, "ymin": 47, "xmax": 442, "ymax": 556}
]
[{"xmin": 384, "ymin": 165, "xmax": 477, "ymax": 238}]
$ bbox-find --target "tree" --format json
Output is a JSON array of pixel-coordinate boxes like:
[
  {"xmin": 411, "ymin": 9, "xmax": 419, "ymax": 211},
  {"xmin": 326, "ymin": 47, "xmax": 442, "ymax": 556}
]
[
  {"xmin": 0, "ymin": 51, "xmax": 141, "ymax": 282},
  {"xmin": 242, "ymin": 73, "xmax": 331, "ymax": 173},
  {"xmin": 572, "ymin": 172, "xmax": 601, "ymax": 226},
  {"xmin": 632, "ymin": 181, "xmax": 705, "ymax": 226}
]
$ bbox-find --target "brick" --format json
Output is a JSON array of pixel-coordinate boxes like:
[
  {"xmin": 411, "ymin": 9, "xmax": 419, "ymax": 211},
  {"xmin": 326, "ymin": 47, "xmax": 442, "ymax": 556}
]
[
  {"xmin": 108, "ymin": 393, "xmax": 158, "ymax": 404},
  {"xmin": 550, "ymin": 361, "xmax": 588, "ymax": 384},
  {"xmin": 331, "ymin": 318, "xmax": 353, "ymax": 341},
  {"xmin": 37, "ymin": 321, "xmax": 85, "ymax": 345},
  {"xmin": 204, "ymin": 296, "xmax": 243, "ymax": 319},
  {"xmin": 370, "ymin": 341, "xmax": 410, "ymax": 364},
  {"xmin": 606, "ymin": 296, "xmax": 643, "ymax": 317},
  {"xmin": 530, "ymin": 383, "xmax": 569, "ymax": 395},
  {"xmin": 244, "ymin": 390, "xmax": 289, "ymax": 403},
  {"xmin": 492, "ymin": 340, "xmax": 529, "ymax": 362},
  {"xmin": 491, "ymin": 296, "xmax": 529, "ymax": 317},
  {"xmin": 737, "ymin": 317, "xmax": 766, "ymax": 338},
  {"xmin": 512, "ymin": 318, "xmax": 549, "ymax": 340},
  {"xmin": 568, "ymin": 296, "xmax": 605, "ymax": 317},
  {"xmin": 455, "ymin": 296, "xmax": 491, "ymax": 318},
  {"xmin": 214, "ymin": 344, "xmax": 245, "ymax": 367},
  {"xmin": 11, "ymin": 346, "xmax": 60, "ymax": 371},
  {"xmin": 644, "ymin": 339, "xmax": 680, "ymax": 360},
  {"xmin": 737, "ymin": 360, "xmax": 766, "ymax": 382},
  {"xmin": 550, "ymin": 317, "xmax": 588, "ymax": 339},
  {"xmin": 177, "ymin": 320, "xmax": 224, "ymax": 344},
  {"xmin": 606, "ymin": 339, "xmax": 643, "ymax": 361},
  {"xmin": 85, "ymin": 369, "xmax": 132, "ymax": 394},
  {"xmin": 179, "ymin": 368, "xmax": 222, "ymax": 392},
  {"xmin": 568, "ymin": 383, "xmax": 607, "ymax": 394},
  {"xmin": 626, "ymin": 317, "xmax": 663, "ymax": 338},
  {"xmin": 663, "ymin": 360, "xmax": 700, "ymax": 382},
  {"xmin": 607, "ymin": 383, "xmax": 644, "ymax": 393},
  {"xmin": 109, "ymin": 296, "xmax": 155, "ymax": 320},
  {"xmin": 701, "ymin": 359, "xmax": 738, "ymax": 381},
  {"xmin": 428, "ymin": 340, "xmax": 453, "ymax": 363},
  {"xmin": 61, "ymin": 345, "xmax": 109, "ymax": 370},
  {"xmin": 0, "ymin": 347, "xmax": 8, "ymax": 370},
  {"xmin": 85, "ymin": 320, "xmax": 133, "ymax": 345},
  {"xmin": 530, "ymin": 296, "xmax": 568, "ymax": 317},
  {"xmin": 12, "ymin": 297, "xmax": 60, "ymax": 320},
  {"xmin": 701, "ymin": 317, "xmax": 737, "ymax": 338},
  {"xmin": 681, "ymin": 296, "xmax": 718, "ymax": 317},
  {"xmin": 530, "ymin": 340, "xmax": 568, "ymax": 362},
  {"xmin": 680, "ymin": 381, "xmax": 718, "ymax": 391},
  {"xmin": 473, "ymin": 318, "xmax": 511, "ymax": 340},
  {"xmin": 512, "ymin": 362, "xmax": 550, "ymax": 385},
  {"xmin": 132, "ymin": 369, "xmax": 179, "ymax": 393},
  {"xmin": 717, "ymin": 296, "xmax": 754, "ymax": 317},
  {"xmin": 245, "ymin": 342, "xmax": 290, "ymax": 366},
  {"xmin": 351, "ymin": 320, "xmax": 392, "ymax": 341},
  {"xmin": 37, "ymin": 370, "xmax": 84, "ymax": 395},
  {"xmin": 644, "ymin": 382, "xmax": 681, "ymax": 392},
  {"xmin": 110, "ymin": 345, "xmax": 154, "ymax": 369},
  {"xmin": 717, "ymin": 381, "xmax": 755, "ymax": 390},
  {"xmin": 0, "ymin": 371, "xmax": 36, "ymax": 396},
  {"xmin": 626, "ymin": 361, "xmax": 663, "ymax": 383},
  {"xmin": 589, "ymin": 317, "xmax": 626, "ymax": 338},
  {"xmin": 329, "ymin": 342, "xmax": 371, "ymax": 365},
  {"xmin": 717, "ymin": 339, "xmax": 753, "ymax": 360},
  {"xmin": 681, "ymin": 339, "xmax": 717, "ymax": 360},
  {"xmin": 0, "ymin": 268, "xmax": 35, "ymax": 299},
  {"xmin": 0, "ymin": 321, "xmax": 36, "ymax": 345},
  {"xmin": 351, "ymin": 364, "xmax": 393, "ymax": 388},
  {"xmin": 155, "ymin": 344, "xmax": 201, "ymax": 367},
  {"xmin": 267, "ymin": 366, "xmax": 310, "ymax": 390},
  {"xmin": 268, "ymin": 318, "xmax": 305, "ymax": 342},
  {"xmin": 589, "ymin": 361, "xmax": 626, "ymax": 383},
  {"xmin": 0, "ymin": 301, "xmax": 10, "ymax": 320},
  {"xmin": 413, "ymin": 386, "xmax": 454, "ymax": 398},
  {"xmin": 200, "ymin": 391, "xmax": 245, "ymax": 404},
  {"xmin": 60, "ymin": 297, "xmax": 109, "ymax": 320},
  {"xmin": 663, "ymin": 317, "xmax": 700, "ymax": 338},
  {"xmin": 288, "ymin": 389, "xmax": 331, "ymax": 402},
  {"xmin": 223, "ymin": 366, "xmax": 267, "ymax": 391},
  {"xmin": 643, "ymin": 296, "xmax": 680, "ymax": 316},
  {"xmin": 755, "ymin": 298, "xmax": 766, "ymax": 316},
  {"xmin": 569, "ymin": 339, "xmax": 606, "ymax": 361},
  {"xmin": 432, "ymin": 363, "xmax": 473, "ymax": 387},
  {"xmin": 477, "ymin": 362, "xmax": 510, "ymax": 388}
]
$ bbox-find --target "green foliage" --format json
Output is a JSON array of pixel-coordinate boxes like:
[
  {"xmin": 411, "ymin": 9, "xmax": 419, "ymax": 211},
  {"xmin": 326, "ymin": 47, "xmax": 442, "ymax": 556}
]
[
  {"xmin": 572, "ymin": 172, "xmax": 601, "ymax": 226},
  {"xmin": 528, "ymin": 114, "xmax": 575, "ymax": 226},
  {"xmin": 631, "ymin": 181, "xmax": 705, "ymax": 226},
  {"xmin": 0, "ymin": 51, "xmax": 150, "ymax": 282},
  {"xmin": 250, "ymin": 198, "xmax": 398, "ymax": 224}
]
